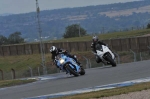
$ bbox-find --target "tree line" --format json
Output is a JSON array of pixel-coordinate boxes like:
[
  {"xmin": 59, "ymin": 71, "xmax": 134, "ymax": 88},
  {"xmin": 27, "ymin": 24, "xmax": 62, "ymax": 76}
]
[
  {"xmin": 0, "ymin": 24, "xmax": 87, "ymax": 45},
  {"xmin": 63, "ymin": 24, "xmax": 87, "ymax": 38},
  {"xmin": 0, "ymin": 23, "xmax": 149, "ymax": 45},
  {"xmin": 0, "ymin": 32, "xmax": 25, "ymax": 45}
]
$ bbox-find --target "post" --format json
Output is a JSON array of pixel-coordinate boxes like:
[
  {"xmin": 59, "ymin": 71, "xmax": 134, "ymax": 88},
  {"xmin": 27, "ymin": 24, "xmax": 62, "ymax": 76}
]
[
  {"xmin": 140, "ymin": 52, "xmax": 142, "ymax": 61},
  {"xmin": 28, "ymin": 66, "xmax": 33, "ymax": 77},
  {"xmin": 11, "ymin": 68, "xmax": 16, "ymax": 79},
  {"xmin": 88, "ymin": 59, "xmax": 92, "ymax": 68},
  {"xmin": 0, "ymin": 69, "xmax": 4, "ymax": 80},
  {"xmin": 147, "ymin": 46, "xmax": 150, "ymax": 55},
  {"xmin": 114, "ymin": 52, "xmax": 120, "ymax": 64},
  {"xmin": 35, "ymin": 0, "xmax": 47, "ymax": 75},
  {"xmin": 102, "ymin": 27, "xmax": 105, "ymax": 33},
  {"xmin": 130, "ymin": 49, "xmax": 137, "ymax": 62},
  {"xmin": 79, "ymin": 24, "xmax": 81, "ymax": 37},
  {"xmin": 82, "ymin": 56, "xmax": 89, "ymax": 68},
  {"xmin": 38, "ymin": 67, "xmax": 40, "ymax": 76}
]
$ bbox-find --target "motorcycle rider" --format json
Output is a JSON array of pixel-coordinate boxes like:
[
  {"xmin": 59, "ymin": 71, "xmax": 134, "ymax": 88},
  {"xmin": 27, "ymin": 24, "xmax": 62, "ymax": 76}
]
[
  {"xmin": 91, "ymin": 36, "xmax": 107, "ymax": 63},
  {"xmin": 91, "ymin": 36, "xmax": 116, "ymax": 63},
  {"xmin": 50, "ymin": 46, "xmax": 81, "ymax": 68}
]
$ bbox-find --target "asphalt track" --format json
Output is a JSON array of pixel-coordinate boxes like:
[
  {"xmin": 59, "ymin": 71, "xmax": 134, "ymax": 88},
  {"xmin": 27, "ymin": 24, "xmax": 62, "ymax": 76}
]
[{"xmin": 0, "ymin": 60, "xmax": 150, "ymax": 99}]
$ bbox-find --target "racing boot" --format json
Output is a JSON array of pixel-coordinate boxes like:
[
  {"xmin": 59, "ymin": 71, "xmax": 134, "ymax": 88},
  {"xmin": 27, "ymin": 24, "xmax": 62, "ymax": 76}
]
[{"xmin": 107, "ymin": 61, "xmax": 111, "ymax": 65}]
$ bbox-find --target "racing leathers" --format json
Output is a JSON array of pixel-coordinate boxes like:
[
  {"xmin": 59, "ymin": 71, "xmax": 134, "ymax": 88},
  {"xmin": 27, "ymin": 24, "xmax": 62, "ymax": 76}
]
[
  {"xmin": 51, "ymin": 48, "xmax": 81, "ymax": 68},
  {"xmin": 91, "ymin": 41, "xmax": 107, "ymax": 63},
  {"xmin": 91, "ymin": 41, "xmax": 106, "ymax": 54}
]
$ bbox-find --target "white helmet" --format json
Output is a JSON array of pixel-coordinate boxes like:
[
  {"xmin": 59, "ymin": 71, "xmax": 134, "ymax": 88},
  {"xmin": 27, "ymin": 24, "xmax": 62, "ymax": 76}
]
[
  {"xmin": 92, "ymin": 36, "xmax": 99, "ymax": 43},
  {"xmin": 50, "ymin": 46, "xmax": 57, "ymax": 53}
]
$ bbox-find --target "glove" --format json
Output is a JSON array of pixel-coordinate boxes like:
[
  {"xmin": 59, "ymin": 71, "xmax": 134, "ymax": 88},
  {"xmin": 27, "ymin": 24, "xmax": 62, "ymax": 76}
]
[
  {"xmin": 62, "ymin": 50, "xmax": 68, "ymax": 54},
  {"xmin": 62, "ymin": 50, "xmax": 67, "ymax": 52}
]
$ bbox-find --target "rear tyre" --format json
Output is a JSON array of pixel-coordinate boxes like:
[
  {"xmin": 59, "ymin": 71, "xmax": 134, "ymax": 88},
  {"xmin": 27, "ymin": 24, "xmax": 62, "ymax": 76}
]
[{"xmin": 66, "ymin": 64, "xmax": 79, "ymax": 76}]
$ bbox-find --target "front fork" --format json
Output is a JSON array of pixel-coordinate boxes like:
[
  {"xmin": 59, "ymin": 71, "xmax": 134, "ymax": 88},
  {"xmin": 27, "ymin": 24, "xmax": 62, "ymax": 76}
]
[{"xmin": 66, "ymin": 63, "xmax": 81, "ymax": 74}]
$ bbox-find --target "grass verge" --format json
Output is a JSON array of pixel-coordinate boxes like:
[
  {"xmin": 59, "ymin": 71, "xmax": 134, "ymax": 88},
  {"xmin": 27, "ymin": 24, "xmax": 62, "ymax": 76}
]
[
  {"xmin": 54, "ymin": 82, "xmax": 150, "ymax": 99},
  {"xmin": 48, "ymin": 29, "xmax": 150, "ymax": 43},
  {"xmin": 0, "ymin": 79, "xmax": 37, "ymax": 88}
]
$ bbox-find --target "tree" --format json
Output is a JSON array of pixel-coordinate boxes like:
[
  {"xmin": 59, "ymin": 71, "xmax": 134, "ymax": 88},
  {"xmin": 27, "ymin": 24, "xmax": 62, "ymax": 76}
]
[
  {"xmin": 63, "ymin": 24, "xmax": 87, "ymax": 38},
  {"xmin": 147, "ymin": 23, "xmax": 150, "ymax": 29},
  {"xmin": 8, "ymin": 32, "xmax": 25, "ymax": 44},
  {"xmin": 0, "ymin": 35, "xmax": 8, "ymax": 45}
]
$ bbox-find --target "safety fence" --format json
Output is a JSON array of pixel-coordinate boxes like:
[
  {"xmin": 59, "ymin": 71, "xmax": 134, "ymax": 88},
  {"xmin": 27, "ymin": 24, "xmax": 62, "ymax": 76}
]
[{"xmin": 0, "ymin": 50, "xmax": 150, "ymax": 80}]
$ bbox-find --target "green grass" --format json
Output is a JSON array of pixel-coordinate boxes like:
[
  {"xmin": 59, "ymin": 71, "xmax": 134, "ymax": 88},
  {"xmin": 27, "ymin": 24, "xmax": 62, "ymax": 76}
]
[
  {"xmin": 0, "ymin": 53, "xmax": 53, "ymax": 71},
  {"xmin": 0, "ymin": 54, "xmax": 42, "ymax": 71},
  {"xmin": 0, "ymin": 79, "xmax": 37, "ymax": 88},
  {"xmin": 0, "ymin": 53, "xmax": 53, "ymax": 79},
  {"xmin": 54, "ymin": 82, "xmax": 150, "ymax": 99},
  {"xmin": 0, "ymin": 52, "xmax": 90, "ymax": 72},
  {"xmin": 48, "ymin": 29, "xmax": 150, "ymax": 42}
]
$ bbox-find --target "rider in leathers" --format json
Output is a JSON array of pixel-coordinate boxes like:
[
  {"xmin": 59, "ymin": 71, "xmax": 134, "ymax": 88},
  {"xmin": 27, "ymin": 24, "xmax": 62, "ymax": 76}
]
[
  {"xmin": 91, "ymin": 36, "xmax": 107, "ymax": 63},
  {"xmin": 50, "ymin": 46, "xmax": 81, "ymax": 68}
]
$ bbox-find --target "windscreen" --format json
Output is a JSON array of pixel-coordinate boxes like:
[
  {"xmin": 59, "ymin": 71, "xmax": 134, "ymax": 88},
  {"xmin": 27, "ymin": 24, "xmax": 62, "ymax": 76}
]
[
  {"xmin": 95, "ymin": 44, "xmax": 102, "ymax": 50},
  {"xmin": 56, "ymin": 54, "xmax": 62, "ymax": 60}
]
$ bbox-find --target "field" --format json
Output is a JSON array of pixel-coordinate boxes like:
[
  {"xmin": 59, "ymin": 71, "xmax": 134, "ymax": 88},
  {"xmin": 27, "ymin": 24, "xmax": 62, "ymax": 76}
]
[{"xmin": 100, "ymin": 5, "xmax": 150, "ymax": 18}]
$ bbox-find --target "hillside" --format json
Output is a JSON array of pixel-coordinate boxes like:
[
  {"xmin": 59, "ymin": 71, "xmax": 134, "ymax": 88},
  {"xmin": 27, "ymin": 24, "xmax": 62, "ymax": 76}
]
[{"xmin": 0, "ymin": 0, "xmax": 150, "ymax": 42}]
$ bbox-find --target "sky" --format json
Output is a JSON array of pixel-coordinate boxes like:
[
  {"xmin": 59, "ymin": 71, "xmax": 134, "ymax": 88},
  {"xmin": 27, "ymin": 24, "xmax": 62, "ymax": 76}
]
[{"xmin": 0, "ymin": 0, "xmax": 140, "ymax": 14}]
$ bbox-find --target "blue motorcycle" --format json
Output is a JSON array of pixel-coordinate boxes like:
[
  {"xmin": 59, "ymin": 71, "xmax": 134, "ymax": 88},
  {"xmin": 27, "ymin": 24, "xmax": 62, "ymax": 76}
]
[{"xmin": 55, "ymin": 53, "xmax": 85, "ymax": 76}]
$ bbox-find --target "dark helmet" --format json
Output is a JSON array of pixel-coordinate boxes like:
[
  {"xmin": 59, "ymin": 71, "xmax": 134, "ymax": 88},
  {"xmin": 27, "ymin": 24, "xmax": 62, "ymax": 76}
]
[
  {"xmin": 92, "ymin": 36, "xmax": 99, "ymax": 43},
  {"xmin": 50, "ymin": 46, "xmax": 57, "ymax": 53}
]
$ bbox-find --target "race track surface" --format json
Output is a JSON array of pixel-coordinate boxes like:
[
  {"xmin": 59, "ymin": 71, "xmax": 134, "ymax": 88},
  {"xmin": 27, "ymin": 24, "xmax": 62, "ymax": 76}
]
[{"xmin": 0, "ymin": 60, "xmax": 150, "ymax": 99}]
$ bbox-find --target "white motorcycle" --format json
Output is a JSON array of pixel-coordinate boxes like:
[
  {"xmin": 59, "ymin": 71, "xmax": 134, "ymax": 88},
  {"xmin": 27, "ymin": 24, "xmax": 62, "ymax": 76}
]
[{"xmin": 94, "ymin": 44, "xmax": 117, "ymax": 67}]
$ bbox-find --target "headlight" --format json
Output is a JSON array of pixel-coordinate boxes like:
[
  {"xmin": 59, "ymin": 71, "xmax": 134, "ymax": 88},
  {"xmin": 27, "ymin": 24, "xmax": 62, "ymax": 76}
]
[{"xmin": 59, "ymin": 58, "xmax": 65, "ymax": 64}]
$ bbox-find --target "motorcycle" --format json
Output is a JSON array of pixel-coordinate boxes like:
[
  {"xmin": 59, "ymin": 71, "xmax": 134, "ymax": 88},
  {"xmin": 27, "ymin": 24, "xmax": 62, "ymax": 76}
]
[
  {"xmin": 94, "ymin": 44, "xmax": 117, "ymax": 67},
  {"xmin": 55, "ymin": 53, "xmax": 85, "ymax": 76}
]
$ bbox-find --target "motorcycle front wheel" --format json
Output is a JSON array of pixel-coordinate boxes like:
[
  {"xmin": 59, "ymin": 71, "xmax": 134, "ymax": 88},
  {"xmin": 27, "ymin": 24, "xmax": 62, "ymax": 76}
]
[
  {"xmin": 105, "ymin": 54, "xmax": 116, "ymax": 67},
  {"xmin": 66, "ymin": 64, "xmax": 79, "ymax": 76},
  {"xmin": 80, "ymin": 67, "xmax": 85, "ymax": 75}
]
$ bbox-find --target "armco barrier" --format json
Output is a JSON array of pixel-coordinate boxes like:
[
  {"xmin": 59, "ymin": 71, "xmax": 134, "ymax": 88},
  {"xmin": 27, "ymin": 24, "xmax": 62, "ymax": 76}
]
[{"xmin": 0, "ymin": 36, "xmax": 150, "ymax": 56}]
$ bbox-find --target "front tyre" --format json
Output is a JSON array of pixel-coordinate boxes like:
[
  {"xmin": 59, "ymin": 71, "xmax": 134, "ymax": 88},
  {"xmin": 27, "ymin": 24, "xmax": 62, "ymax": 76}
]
[
  {"xmin": 66, "ymin": 64, "xmax": 79, "ymax": 76},
  {"xmin": 106, "ymin": 55, "xmax": 116, "ymax": 67},
  {"xmin": 96, "ymin": 55, "xmax": 101, "ymax": 63},
  {"xmin": 80, "ymin": 67, "xmax": 85, "ymax": 75}
]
